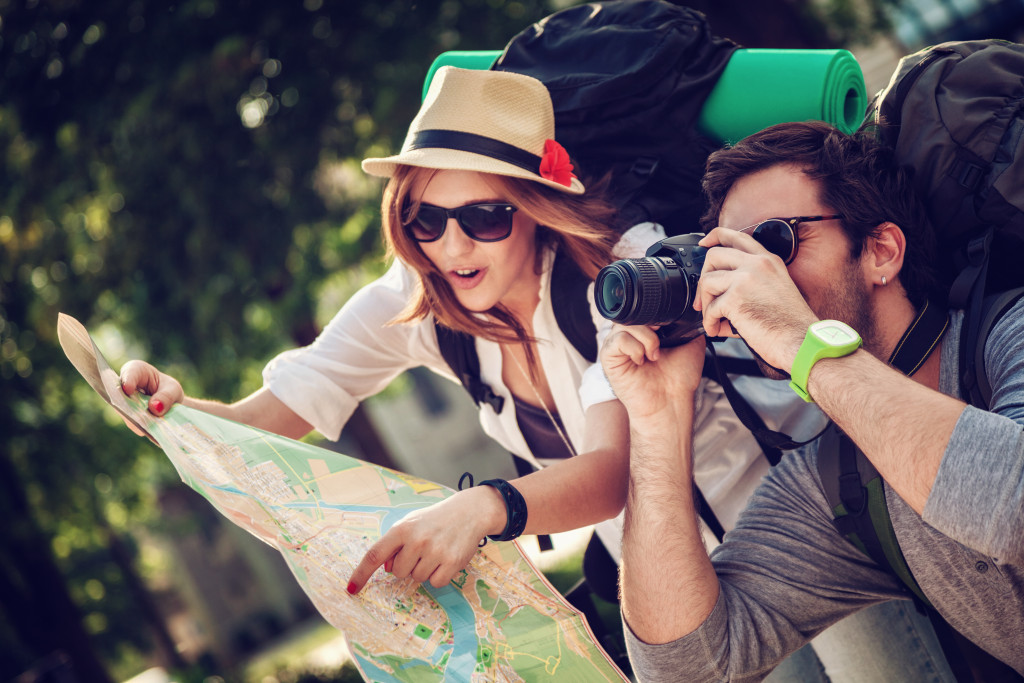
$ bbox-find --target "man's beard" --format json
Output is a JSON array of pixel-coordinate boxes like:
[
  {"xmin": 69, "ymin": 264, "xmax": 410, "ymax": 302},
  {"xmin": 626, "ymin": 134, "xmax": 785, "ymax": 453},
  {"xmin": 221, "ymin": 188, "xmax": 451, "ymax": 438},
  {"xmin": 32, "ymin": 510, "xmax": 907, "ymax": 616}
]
[{"xmin": 746, "ymin": 259, "xmax": 877, "ymax": 380}]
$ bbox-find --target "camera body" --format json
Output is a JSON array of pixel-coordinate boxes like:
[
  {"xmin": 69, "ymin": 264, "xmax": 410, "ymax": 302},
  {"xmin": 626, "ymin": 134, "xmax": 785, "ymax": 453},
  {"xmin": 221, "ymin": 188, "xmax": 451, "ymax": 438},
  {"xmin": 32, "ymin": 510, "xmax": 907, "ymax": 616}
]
[{"xmin": 595, "ymin": 232, "xmax": 707, "ymax": 346}]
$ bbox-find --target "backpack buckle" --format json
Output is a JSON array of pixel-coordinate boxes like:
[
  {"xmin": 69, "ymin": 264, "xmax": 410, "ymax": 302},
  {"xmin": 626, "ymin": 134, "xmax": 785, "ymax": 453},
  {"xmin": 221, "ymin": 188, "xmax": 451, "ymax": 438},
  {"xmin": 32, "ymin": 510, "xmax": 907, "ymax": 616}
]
[
  {"xmin": 479, "ymin": 385, "xmax": 505, "ymax": 413},
  {"xmin": 838, "ymin": 472, "xmax": 868, "ymax": 516},
  {"xmin": 951, "ymin": 158, "xmax": 986, "ymax": 191},
  {"xmin": 629, "ymin": 157, "xmax": 659, "ymax": 179}
]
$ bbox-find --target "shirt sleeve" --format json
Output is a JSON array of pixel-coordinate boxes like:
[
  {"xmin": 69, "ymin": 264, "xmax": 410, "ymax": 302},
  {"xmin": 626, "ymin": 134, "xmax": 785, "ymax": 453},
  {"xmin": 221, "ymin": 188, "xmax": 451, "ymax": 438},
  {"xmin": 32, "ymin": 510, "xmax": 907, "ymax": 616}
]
[
  {"xmin": 579, "ymin": 222, "xmax": 667, "ymax": 411},
  {"xmin": 262, "ymin": 260, "xmax": 449, "ymax": 440},
  {"xmin": 623, "ymin": 447, "xmax": 907, "ymax": 681},
  {"xmin": 924, "ymin": 298, "xmax": 1024, "ymax": 562}
]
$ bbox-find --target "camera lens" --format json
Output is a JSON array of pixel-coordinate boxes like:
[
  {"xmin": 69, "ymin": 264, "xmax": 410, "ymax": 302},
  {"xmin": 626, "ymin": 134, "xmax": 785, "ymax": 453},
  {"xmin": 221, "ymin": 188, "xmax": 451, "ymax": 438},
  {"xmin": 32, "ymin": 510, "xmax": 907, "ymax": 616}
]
[
  {"xmin": 599, "ymin": 270, "xmax": 628, "ymax": 314},
  {"xmin": 595, "ymin": 257, "xmax": 686, "ymax": 326},
  {"xmin": 594, "ymin": 233, "xmax": 709, "ymax": 346}
]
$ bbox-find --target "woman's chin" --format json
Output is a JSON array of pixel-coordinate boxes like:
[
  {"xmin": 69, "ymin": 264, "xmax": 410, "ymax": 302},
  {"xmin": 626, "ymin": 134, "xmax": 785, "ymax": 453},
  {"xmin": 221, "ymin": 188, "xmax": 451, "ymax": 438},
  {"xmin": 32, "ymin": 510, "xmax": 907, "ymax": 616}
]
[{"xmin": 453, "ymin": 291, "xmax": 497, "ymax": 314}]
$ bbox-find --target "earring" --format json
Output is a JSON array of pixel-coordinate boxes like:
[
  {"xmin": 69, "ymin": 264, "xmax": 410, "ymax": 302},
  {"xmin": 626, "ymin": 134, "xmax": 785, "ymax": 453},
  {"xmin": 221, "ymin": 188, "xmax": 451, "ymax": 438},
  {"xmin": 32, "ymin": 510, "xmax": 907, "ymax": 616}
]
[{"xmin": 881, "ymin": 275, "xmax": 887, "ymax": 286}]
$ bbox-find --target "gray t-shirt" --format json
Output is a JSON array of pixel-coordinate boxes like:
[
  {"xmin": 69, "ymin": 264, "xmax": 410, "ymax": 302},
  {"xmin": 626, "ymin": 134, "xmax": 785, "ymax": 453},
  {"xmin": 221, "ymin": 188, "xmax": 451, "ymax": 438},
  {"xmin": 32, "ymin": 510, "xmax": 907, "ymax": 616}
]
[{"xmin": 625, "ymin": 303, "xmax": 1024, "ymax": 682}]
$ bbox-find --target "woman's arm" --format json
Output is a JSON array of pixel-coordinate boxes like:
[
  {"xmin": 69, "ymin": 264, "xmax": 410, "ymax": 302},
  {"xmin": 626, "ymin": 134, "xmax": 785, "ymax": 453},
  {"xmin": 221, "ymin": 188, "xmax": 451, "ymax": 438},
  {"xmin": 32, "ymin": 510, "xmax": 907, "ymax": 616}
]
[
  {"xmin": 121, "ymin": 261, "xmax": 430, "ymax": 443},
  {"xmin": 119, "ymin": 361, "xmax": 313, "ymax": 440},
  {"xmin": 345, "ymin": 399, "xmax": 630, "ymax": 593}
]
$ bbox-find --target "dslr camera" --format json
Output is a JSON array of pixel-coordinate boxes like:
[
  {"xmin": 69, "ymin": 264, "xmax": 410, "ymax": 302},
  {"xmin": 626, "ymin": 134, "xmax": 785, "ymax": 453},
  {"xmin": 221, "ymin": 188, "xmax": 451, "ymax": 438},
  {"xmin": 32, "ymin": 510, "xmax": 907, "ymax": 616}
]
[{"xmin": 594, "ymin": 233, "xmax": 707, "ymax": 346}]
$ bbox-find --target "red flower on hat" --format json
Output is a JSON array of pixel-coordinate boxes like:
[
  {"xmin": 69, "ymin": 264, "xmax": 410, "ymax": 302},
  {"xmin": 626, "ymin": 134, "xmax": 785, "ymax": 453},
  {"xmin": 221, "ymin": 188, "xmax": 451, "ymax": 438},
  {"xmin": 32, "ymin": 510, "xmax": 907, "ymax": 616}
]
[{"xmin": 539, "ymin": 139, "xmax": 576, "ymax": 188}]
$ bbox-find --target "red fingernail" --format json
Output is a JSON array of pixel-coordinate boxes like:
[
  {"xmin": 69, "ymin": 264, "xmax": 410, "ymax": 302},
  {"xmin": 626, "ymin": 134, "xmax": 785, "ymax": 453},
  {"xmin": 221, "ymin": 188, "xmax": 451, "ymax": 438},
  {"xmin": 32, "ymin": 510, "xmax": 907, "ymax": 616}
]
[
  {"xmin": 384, "ymin": 559, "xmax": 393, "ymax": 573},
  {"xmin": 346, "ymin": 581, "xmax": 357, "ymax": 594},
  {"xmin": 151, "ymin": 400, "xmax": 164, "ymax": 414}
]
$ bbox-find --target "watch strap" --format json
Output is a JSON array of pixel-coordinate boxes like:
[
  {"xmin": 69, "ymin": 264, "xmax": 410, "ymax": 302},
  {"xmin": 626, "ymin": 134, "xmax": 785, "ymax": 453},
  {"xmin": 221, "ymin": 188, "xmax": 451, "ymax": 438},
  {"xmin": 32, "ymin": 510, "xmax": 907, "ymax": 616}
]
[{"xmin": 789, "ymin": 320, "xmax": 862, "ymax": 402}]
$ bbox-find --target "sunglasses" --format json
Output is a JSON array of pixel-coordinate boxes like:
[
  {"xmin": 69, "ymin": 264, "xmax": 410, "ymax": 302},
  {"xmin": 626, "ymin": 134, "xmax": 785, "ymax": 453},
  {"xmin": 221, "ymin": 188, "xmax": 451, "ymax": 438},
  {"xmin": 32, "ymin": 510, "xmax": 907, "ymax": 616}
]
[
  {"xmin": 403, "ymin": 202, "xmax": 518, "ymax": 243},
  {"xmin": 734, "ymin": 214, "xmax": 843, "ymax": 264}
]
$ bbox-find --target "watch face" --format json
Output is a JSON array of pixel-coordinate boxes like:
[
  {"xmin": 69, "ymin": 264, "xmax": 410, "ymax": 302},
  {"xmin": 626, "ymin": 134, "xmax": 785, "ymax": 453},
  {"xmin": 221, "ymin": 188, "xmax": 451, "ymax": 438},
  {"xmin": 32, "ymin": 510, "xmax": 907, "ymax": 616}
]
[{"xmin": 810, "ymin": 319, "xmax": 859, "ymax": 346}]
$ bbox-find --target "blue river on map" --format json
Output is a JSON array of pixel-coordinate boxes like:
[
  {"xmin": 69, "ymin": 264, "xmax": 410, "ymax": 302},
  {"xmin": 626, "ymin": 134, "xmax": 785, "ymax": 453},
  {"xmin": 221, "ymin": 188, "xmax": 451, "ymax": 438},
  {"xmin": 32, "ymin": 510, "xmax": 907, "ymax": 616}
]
[{"xmin": 262, "ymin": 496, "xmax": 482, "ymax": 682}]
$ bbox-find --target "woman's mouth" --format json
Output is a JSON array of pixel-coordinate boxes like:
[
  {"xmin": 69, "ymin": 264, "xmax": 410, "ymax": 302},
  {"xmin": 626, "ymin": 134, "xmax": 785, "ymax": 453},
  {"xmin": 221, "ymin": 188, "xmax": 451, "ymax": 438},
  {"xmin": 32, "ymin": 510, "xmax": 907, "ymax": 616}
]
[{"xmin": 448, "ymin": 268, "xmax": 485, "ymax": 290}]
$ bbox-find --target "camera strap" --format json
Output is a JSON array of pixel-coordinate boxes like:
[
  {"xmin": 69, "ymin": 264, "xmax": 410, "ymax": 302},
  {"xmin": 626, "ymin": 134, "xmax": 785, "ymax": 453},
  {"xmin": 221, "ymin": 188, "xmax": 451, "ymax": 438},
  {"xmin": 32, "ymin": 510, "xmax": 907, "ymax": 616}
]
[
  {"xmin": 886, "ymin": 298, "xmax": 949, "ymax": 376},
  {"xmin": 709, "ymin": 300, "xmax": 949, "ymax": 465},
  {"xmin": 704, "ymin": 341, "xmax": 826, "ymax": 465}
]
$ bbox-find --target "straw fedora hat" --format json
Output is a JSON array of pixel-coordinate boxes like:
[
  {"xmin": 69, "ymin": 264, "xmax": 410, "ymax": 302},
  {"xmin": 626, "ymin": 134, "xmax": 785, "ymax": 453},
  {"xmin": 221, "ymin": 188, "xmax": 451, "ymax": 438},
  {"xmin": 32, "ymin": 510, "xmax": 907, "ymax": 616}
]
[{"xmin": 362, "ymin": 66, "xmax": 584, "ymax": 194}]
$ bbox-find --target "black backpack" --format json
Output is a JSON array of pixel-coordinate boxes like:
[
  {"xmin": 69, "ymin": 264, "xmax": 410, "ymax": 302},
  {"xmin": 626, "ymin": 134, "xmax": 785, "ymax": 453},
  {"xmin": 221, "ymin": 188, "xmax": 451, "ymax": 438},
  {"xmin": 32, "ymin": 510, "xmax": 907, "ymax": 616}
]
[
  {"xmin": 494, "ymin": 0, "xmax": 737, "ymax": 235},
  {"xmin": 821, "ymin": 40, "xmax": 1024, "ymax": 682},
  {"xmin": 868, "ymin": 39, "xmax": 1024, "ymax": 409}
]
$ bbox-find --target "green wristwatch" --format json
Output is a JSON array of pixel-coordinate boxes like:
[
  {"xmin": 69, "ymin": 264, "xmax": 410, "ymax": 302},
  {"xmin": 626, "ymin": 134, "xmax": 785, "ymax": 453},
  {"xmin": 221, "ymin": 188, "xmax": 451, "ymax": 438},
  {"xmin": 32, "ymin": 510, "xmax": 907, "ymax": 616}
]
[{"xmin": 789, "ymin": 320, "xmax": 862, "ymax": 402}]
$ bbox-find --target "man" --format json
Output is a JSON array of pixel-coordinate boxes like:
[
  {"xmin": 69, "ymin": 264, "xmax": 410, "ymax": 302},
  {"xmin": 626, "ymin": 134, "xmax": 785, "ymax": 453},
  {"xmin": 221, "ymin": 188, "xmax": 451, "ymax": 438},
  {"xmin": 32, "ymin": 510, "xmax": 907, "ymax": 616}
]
[{"xmin": 602, "ymin": 121, "xmax": 1024, "ymax": 680}]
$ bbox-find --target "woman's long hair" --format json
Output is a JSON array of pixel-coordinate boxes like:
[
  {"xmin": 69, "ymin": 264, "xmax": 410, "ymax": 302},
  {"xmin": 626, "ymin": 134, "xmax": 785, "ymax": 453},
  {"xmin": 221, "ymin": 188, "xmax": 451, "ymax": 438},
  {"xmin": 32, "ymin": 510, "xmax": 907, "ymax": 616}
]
[{"xmin": 381, "ymin": 166, "xmax": 619, "ymax": 374}]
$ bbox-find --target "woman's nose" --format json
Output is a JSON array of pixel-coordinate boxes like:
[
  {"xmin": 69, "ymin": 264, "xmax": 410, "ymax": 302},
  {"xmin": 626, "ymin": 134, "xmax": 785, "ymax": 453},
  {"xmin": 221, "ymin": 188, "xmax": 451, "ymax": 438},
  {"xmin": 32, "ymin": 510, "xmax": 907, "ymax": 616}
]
[{"xmin": 441, "ymin": 218, "xmax": 473, "ymax": 256}]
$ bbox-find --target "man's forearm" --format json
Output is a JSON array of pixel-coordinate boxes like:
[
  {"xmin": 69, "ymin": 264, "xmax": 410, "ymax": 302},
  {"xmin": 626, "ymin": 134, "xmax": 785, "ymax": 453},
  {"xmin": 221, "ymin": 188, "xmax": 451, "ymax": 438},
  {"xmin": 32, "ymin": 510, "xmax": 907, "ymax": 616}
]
[
  {"xmin": 620, "ymin": 401, "xmax": 719, "ymax": 645},
  {"xmin": 807, "ymin": 349, "xmax": 964, "ymax": 514}
]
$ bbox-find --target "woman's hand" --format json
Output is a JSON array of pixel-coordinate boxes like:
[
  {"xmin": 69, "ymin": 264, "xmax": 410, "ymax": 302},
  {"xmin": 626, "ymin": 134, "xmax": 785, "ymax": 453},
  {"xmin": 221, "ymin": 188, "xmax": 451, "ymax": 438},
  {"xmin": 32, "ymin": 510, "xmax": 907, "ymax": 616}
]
[
  {"xmin": 346, "ymin": 485, "xmax": 505, "ymax": 594},
  {"xmin": 119, "ymin": 360, "xmax": 185, "ymax": 418}
]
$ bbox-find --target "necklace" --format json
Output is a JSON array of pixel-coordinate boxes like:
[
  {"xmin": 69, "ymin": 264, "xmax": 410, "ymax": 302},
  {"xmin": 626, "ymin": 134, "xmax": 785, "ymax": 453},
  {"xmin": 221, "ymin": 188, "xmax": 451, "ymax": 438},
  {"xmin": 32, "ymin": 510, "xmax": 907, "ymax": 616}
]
[{"xmin": 507, "ymin": 348, "xmax": 577, "ymax": 458}]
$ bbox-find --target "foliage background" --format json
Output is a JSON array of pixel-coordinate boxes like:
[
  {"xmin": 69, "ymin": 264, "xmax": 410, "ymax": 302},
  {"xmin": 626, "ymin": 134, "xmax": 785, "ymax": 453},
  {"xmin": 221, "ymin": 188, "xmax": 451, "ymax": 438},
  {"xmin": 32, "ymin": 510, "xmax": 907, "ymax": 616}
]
[
  {"xmin": 5, "ymin": 0, "xmax": 1019, "ymax": 680},
  {"xmin": 2, "ymin": 2, "xmax": 569, "ymax": 679}
]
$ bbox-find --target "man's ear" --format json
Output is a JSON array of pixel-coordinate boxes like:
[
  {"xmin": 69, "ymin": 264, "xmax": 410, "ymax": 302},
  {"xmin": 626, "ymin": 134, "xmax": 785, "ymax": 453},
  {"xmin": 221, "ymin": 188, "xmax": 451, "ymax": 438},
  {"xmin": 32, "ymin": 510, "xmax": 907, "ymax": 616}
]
[{"xmin": 867, "ymin": 221, "xmax": 906, "ymax": 287}]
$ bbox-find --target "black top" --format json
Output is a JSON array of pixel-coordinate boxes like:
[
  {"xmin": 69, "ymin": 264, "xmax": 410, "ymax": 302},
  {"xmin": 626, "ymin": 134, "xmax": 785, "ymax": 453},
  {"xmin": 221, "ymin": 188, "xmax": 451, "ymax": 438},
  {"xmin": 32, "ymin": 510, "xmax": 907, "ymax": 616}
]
[{"xmin": 512, "ymin": 394, "xmax": 573, "ymax": 461}]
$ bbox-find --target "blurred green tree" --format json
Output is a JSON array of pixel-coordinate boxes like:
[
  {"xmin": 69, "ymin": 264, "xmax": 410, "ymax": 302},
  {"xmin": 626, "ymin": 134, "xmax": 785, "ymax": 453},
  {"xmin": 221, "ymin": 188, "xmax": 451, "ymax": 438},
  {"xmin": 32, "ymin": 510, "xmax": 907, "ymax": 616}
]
[{"xmin": 0, "ymin": 0, "xmax": 556, "ymax": 678}]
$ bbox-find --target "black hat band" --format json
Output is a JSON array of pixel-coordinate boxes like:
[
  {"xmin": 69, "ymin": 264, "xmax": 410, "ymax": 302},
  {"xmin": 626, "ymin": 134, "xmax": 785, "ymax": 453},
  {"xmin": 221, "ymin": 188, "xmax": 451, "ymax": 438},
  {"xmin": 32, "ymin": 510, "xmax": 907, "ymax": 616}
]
[{"xmin": 408, "ymin": 129, "xmax": 541, "ymax": 174}]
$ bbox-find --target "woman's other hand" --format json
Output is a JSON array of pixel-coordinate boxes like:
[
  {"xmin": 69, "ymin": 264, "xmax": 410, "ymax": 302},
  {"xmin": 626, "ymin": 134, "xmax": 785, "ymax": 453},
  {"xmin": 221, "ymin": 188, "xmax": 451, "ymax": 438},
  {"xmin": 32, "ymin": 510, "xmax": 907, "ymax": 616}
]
[{"xmin": 119, "ymin": 360, "xmax": 185, "ymax": 419}]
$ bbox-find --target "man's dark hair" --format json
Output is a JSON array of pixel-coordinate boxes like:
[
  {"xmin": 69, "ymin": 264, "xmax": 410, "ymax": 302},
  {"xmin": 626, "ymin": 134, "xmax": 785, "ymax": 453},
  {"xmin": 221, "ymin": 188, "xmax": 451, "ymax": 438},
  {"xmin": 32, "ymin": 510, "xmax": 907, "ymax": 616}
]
[{"xmin": 700, "ymin": 120, "xmax": 938, "ymax": 307}]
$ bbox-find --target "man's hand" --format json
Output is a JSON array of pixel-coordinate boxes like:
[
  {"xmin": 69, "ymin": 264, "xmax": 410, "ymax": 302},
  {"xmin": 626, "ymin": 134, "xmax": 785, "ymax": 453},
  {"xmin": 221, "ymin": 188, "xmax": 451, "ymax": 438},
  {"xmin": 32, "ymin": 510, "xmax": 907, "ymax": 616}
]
[
  {"xmin": 697, "ymin": 228, "xmax": 817, "ymax": 372},
  {"xmin": 346, "ymin": 485, "xmax": 504, "ymax": 594},
  {"xmin": 600, "ymin": 324, "xmax": 706, "ymax": 421},
  {"xmin": 606, "ymin": 326, "xmax": 720, "ymax": 645}
]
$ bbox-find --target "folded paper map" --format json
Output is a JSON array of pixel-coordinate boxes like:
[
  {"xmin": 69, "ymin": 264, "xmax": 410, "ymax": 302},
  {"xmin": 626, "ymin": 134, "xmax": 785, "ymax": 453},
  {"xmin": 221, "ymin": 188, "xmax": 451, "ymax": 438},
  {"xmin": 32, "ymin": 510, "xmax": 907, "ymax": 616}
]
[{"xmin": 57, "ymin": 313, "xmax": 628, "ymax": 683}]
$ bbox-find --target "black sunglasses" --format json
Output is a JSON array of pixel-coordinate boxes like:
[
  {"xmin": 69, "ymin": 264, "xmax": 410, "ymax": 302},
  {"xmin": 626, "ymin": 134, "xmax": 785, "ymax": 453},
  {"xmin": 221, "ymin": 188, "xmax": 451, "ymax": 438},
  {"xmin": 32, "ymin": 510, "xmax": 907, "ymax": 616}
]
[
  {"xmin": 403, "ymin": 202, "xmax": 518, "ymax": 243},
  {"xmin": 735, "ymin": 214, "xmax": 843, "ymax": 264}
]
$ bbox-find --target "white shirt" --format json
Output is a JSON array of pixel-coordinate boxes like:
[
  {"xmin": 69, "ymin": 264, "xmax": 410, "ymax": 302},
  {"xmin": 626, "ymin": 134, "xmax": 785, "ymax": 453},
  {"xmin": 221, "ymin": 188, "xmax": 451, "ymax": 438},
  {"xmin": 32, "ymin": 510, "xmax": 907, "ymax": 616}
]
[
  {"xmin": 262, "ymin": 223, "xmax": 828, "ymax": 559},
  {"xmin": 263, "ymin": 223, "xmax": 662, "ymax": 462}
]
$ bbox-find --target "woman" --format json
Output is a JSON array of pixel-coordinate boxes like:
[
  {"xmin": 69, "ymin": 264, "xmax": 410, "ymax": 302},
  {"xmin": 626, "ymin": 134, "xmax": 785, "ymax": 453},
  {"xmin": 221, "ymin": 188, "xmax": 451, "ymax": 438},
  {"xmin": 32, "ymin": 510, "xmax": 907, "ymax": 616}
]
[{"xmin": 119, "ymin": 66, "xmax": 667, "ymax": 593}]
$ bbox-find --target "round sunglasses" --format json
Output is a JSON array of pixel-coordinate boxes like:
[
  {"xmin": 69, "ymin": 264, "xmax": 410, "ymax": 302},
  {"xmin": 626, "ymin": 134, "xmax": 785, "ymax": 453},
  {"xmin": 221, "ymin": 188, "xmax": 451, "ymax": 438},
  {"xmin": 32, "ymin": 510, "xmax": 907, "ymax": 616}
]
[
  {"xmin": 733, "ymin": 214, "xmax": 843, "ymax": 264},
  {"xmin": 403, "ymin": 202, "xmax": 518, "ymax": 243}
]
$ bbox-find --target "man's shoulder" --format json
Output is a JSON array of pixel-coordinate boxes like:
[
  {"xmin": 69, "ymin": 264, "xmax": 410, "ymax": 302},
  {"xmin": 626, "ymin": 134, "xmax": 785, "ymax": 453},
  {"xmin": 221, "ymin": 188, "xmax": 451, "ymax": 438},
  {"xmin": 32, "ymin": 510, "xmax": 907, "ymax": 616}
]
[{"xmin": 982, "ymin": 294, "xmax": 1024, "ymax": 347}]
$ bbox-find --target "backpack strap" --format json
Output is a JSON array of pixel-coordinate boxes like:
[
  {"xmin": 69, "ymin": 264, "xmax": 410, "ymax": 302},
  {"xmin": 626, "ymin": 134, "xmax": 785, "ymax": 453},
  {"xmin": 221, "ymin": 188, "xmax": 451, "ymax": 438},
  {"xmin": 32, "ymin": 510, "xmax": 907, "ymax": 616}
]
[
  {"xmin": 550, "ymin": 247, "xmax": 598, "ymax": 363},
  {"xmin": 817, "ymin": 300, "xmax": 949, "ymax": 602},
  {"xmin": 819, "ymin": 425, "xmax": 1001, "ymax": 683},
  {"xmin": 435, "ymin": 324, "xmax": 505, "ymax": 414},
  {"xmin": 818, "ymin": 424, "xmax": 934, "ymax": 608},
  {"xmin": 693, "ymin": 482, "xmax": 726, "ymax": 543},
  {"xmin": 961, "ymin": 286, "xmax": 1024, "ymax": 410}
]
